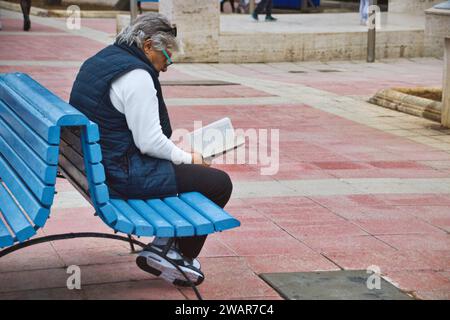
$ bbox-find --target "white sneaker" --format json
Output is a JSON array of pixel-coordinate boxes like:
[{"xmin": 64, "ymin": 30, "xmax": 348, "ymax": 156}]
[{"xmin": 136, "ymin": 244, "xmax": 204, "ymax": 287}]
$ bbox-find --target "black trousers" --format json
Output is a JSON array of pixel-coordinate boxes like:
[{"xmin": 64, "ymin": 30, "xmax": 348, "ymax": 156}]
[
  {"xmin": 255, "ymin": 0, "xmax": 273, "ymax": 16},
  {"xmin": 20, "ymin": 0, "xmax": 31, "ymax": 19},
  {"xmin": 173, "ymin": 164, "xmax": 233, "ymax": 259},
  {"xmin": 221, "ymin": 0, "xmax": 236, "ymax": 12}
]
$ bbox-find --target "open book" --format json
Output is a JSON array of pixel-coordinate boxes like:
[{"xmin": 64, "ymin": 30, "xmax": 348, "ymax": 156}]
[{"xmin": 186, "ymin": 117, "xmax": 245, "ymax": 160}]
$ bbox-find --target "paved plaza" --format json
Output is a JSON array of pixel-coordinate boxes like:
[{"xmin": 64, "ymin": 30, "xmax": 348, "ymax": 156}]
[{"xmin": 0, "ymin": 9, "xmax": 449, "ymax": 300}]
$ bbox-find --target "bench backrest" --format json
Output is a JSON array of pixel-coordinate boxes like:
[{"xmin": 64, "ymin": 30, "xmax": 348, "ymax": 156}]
[{"xmin": 0, "ymin": 73, "xmax": 93, "ymax": 247}]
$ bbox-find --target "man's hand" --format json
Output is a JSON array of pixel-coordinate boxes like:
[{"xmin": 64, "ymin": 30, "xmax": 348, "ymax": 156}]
[{"xmin": 191, "ymin": 152, "xmax": 211, "ymax": 167}]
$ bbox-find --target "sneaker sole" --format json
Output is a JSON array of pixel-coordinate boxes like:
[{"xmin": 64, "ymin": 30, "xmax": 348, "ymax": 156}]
[{"xmin": 136, "ymin": 251, "xmax": 203, "ymax": 287}]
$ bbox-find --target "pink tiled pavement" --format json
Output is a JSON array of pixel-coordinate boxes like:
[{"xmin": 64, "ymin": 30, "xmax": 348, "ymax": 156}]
[
  {"xmin": 384, "ymin": 270, "xmax": 450, "ymax": 293},
  {"xmin": 0, "ymin": 66, "xmax": 79, "ymax": 101},
  {"xmin": 0, "ymin": 13, "xmax": 449, "ymax": 300},
  {"xmin": 0, "ymin": 18, "xmax": 62, "ymax": 32},
  {"xmin": 229, "ymin": 61, "xmax": 443, "ymax": 96},
  {"xmin": 162, "ymin": 85, "xmax": 273, "ymax": 99},
  {"xmin": 76, "ymin": 18, "xmax": 117, "ymax": 35},
  {"xmin": 178, "ymin": 257, "xmax": 280, "ymax": 300},
  {"xmin": 0, "ymin": 35, "xmax": 105, "ymax": 61}
]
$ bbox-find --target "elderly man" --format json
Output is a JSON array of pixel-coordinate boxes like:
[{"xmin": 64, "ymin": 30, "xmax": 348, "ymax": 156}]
[{"xmin": 69, "ymin": 13, "xmax": 232, "ymax": 287}]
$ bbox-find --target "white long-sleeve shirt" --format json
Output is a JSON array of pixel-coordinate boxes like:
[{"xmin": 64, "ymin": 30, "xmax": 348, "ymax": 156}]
[{"xmin": 109, "ymin": 69, "xmax": 192, "ymax": 164}]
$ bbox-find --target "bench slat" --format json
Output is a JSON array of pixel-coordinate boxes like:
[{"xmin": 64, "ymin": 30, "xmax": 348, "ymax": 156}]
[
  {"xmin": 60, "ymin": 127, "xmax": 83, "ymax": 155},
  {"xmin": 0, "ymin": 82, "xmax": 59, "ymax": 144},
  {"xmin": 84, "ymin": 143, "xmax": 102, "ymax": 164},
  {"xmin": 163, "ymin": 197, "xmax": 214, "ymax": 236},
  {"xmin": 60, "ymin": 139, "xmax": 85, "ymax": 171},
  {"xmin": 96, "ymin": 203, "xmax": 118, "ymax": 225},
  {"xmin": 91, "ymin": 184, "xmax": 110, "ymax": 206},
  {"xmin": 59, "ymin": 141, "xmax": 105, "ymax": 184},
  {"xmin": 59, "ymin": 153, "xmax": 108, "ymax": 206},
  {"xmin": 1, "ymin": 73, "xmax": 88, "ymax": 127},
  {"xmin": 0, "ymin": 130, "xmax": 57, "ymax": 185},
  {"xmin": 87, "ymin": 163, "xmax": 105, "ymax": 184},
  {"xmin": 127, "ymin": 200, "xmax": 174, "ymax": 237},
  {"xmin": 179, "ymin": 192, "xmax": 241, "ymax": 231},
  {"xmin": 109, "ymin": 205, "xmax": 134, "ymax": 234},
  {"xmin": 0, "ymin": 100, "xmax": 58, "ymax": 165},
  {"xmin": 85, "ymin": 122, "xmax": 100, "ymax": 144},
  {"xmin": 110, "ymin": 199, "xmax": 154, "ymax": 236},
  {"xmin": 57, "ymin": 162, "xmax": 111, "ymax": 220},
  {"xmin": 58, "ymin": 153, "xmax": 89, "ymax": 195},
  {"xmin": 0, "ymin": 157, "xmax": 50, "ymax": 227},
  {"xmin": 146, "ymin": 199, "xmax": 194, "ymax": 237},
  {"xmin": 0, "ymin": 216, "xmax": 14, "ymax": 248},
  {"xmin": 0, "ymin": 135, "xmax": 55, "ymax": 206},
  {"xmin": 0, "ymin": 184, "xmax": 36, "ymax": 242},
  {"xmin": 79, "ymin": 128, "xmax": 110, "ymax": 207},
  {"xmin": 61, "ymin": 128, "xmax": 102, "ymax": 164}
]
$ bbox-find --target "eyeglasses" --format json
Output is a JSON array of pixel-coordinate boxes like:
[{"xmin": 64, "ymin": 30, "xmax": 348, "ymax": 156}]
[{"xmin": 161, "ymin": 48, "xmax": 173, "ymax": 66}]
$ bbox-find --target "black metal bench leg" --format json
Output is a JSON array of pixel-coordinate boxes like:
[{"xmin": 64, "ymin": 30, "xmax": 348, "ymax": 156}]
[
  {"xmin": 127, "ymin": 234, "xmax": 138, "ymax": 253},
  {"xmin": 161, "ymin": 238, "xmax": 175, "ymax": 256},
  {"xmin": 0, "ymin": 232, "xmax": 147, "ymax": 258}
]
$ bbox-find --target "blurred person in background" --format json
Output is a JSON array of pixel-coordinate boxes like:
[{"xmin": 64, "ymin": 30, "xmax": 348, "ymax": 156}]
[
  {"xmin": 251, "ymin": 0, "xmax": 277, "ymax": 22},
  {"xmin": 20, "ymin": 0, "xmax": 31, "ymax": 31},
  {"xmin": 221, "ymin": 0, "xmax": 236, "ymax": 13},
  {"xmin": 359, "ymin": 0, "xmax": 369, "ymax": 25}
]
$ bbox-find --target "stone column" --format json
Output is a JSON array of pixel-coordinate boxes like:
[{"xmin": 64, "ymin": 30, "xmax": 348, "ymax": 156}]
[
  {"xmin": 159, "ymin": 0, "xmax": 220, "ymax": 63},
  {"xmin": 442, "ymin": 38, "xmax": 450, "ymax": 127},
  {"xmin": 389, "ymin": 0, "xmax": 442, "ymax": 14},
  {"xmin": 425, "ymin": 7, "xmax": 450, "ymax": 57}
]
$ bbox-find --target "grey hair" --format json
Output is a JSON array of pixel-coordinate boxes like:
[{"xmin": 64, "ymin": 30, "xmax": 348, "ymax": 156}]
[{"xmin": 116, "ymin": 13, "xmax": 179, "ymax": 51}]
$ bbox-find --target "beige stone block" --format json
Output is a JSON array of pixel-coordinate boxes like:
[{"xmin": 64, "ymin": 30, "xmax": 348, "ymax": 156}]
[
  {"xmin": 116, "ymin": 14, "xmax": 129, "ymax": 35},
  {"xmin": 389, "ymin": 0, "xmax": 442, "ymax": 15},
  {"xmin": 442, "ymin": 38, "xmax": 450, "ymax": 127},
  {"xmin": 160, "ymin": 0, "xmax": 219, "ymax": 63},
  {"xmin": 62, "ymin": 0, "xmax": 118, "ymax": 7},
  {"xmin": 425, "ymin": 8, "xmax": 450, "ymax": 58}
]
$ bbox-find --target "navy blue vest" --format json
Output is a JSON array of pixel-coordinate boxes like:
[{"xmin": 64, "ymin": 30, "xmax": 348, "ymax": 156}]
[{"xmin": 69, "ymin": 43, "xmax": 178, "ymax": 199}]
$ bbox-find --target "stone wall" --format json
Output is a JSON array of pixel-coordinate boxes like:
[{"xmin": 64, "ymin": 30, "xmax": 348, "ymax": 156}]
[
  {"xmin": 61, "ymin": 0, "xmax": 119, "ymax": 8},
  {"xmin": 219, "ymin": 30, "xmax": 424, "ymax": 63},
  {"xmin": 159, "ymin": 0, "xmax": 219, "ymax": 63},
  {"xmin": 425, "ymin": 7, "xmax": 450, "ymax": 57},
  {"xmin": 389, "ymin": 0, "xmax": 442, "ymax": 14},
  {"xmin": 442, "ymin": 38, "xmax": 450, "ymax": 127}
]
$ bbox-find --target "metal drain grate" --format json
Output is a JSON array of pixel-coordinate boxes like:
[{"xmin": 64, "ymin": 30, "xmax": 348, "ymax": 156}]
[{"xmin": 260, "ymin": 270, "xmax": 413, "ymax": 300}]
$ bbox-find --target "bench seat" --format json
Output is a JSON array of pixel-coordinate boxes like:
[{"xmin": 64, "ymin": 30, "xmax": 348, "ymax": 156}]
[{"xmin": 98, "ymin": 192, "xmax": 240, "ymax": 237}]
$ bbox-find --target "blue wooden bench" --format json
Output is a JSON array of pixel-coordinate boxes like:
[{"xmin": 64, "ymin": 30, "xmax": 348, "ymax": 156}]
[{"xmin": 0, "ymin": 72, "xmax": 240, "ymax": 259}]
